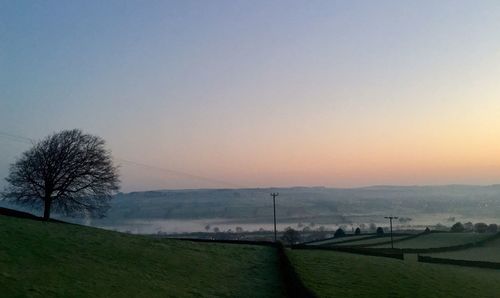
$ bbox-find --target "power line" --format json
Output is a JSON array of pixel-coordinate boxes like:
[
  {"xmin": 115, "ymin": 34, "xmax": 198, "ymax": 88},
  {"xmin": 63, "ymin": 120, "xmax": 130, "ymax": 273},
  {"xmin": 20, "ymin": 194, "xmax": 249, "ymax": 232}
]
[
  {"xmin": 0, "ymin": 130, "xmax": 242, "ymax": 189},
  {"xmin": 116, "ymin": 158, "xmax": 242, "ymax": 188},
  {"xmin": 0, "ymin": 131, "xmax": 34, "ymax": 144}
]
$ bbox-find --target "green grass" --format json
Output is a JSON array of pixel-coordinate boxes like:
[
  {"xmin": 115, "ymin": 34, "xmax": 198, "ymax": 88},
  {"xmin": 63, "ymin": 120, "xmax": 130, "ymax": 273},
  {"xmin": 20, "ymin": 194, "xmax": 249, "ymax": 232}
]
[
  {"xmin": 0, "ymin": 215, "xmax": 283, "ymax": 298},
  {"xmin": 335, "ymin": 235, "xmax": 408, "ymax": 246},
  {"xmin": 371, "ymin": 232, "xmax": 493, "ymax": 249},
  {"xmin": 425, "ymin": 236, "xmax": 500, "ymax": 262},
  {"xmin": 288, "ymin": 249, "xmax": 500, "ymax": 298},
  {"xmin": 307, "ymin": 235, "xmax": 373, "ymax": 246}
]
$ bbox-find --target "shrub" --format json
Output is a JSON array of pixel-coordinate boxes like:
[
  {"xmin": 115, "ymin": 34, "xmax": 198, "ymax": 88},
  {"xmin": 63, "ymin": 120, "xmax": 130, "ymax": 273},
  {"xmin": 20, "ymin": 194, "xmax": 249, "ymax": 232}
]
[
  {"xmin": 334, "ymin": 228, "xmax": 346, "ymax": 238},
  {"xmin": 451, "ymin": 222, "xmax": 465, "ymax": 232},
  {"xmin": 474, "ymin": 223, "xmax": 488, "ymax": 233},
  {"xmin": 355, "ymin": 227, "xmax": 361, "ymax": 235},
  {"xmin": 376, "ymin": 227, "xmax": 384, "ymax": 236},
  {"xmin": 487, "ymin": 224, "xmax": 498, "ymax": 233}
]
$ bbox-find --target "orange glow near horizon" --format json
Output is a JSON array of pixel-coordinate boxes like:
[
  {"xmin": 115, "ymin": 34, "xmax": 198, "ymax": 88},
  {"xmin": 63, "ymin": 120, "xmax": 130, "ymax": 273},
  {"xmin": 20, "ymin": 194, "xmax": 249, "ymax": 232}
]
[{"xmin": 3, "ymin": 1, "xmax": 500, "ymax": 191}]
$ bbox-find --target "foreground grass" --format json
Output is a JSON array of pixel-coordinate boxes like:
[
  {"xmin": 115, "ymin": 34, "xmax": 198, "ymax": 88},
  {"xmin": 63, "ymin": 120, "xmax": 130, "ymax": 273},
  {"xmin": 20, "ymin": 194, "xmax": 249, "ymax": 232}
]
[
  {"xmin": 0, "ymin": 215, "xmax": 283, "ymax": 297},
  {"xmin": 288, "ymin": 249, "xmax": 500, "ymax": 298}
]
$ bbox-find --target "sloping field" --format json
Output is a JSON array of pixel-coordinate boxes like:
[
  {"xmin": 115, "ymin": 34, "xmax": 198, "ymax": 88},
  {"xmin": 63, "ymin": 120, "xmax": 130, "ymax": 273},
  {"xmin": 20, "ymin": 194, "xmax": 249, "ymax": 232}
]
[
  {"xmin": 424, "ymin": 236, "xmax": 500, "ymax": 263},
  {"xmin": 306, "ymin": 235, "xmax": 373, "ymax": 246},
  {"xmin": 371, "ymin": 232, "xmax": 494, "ymax": 249},
  {"xmin": 287, "ymin": 249, "xmax": 500, "ymax": 298},
  {"xmin": 0, "ymin": 215, "xmax": 283, "ymax": 297},
  {"xmin": 335, "ymin": 235, "xmax": 408, "ymax": 246}
]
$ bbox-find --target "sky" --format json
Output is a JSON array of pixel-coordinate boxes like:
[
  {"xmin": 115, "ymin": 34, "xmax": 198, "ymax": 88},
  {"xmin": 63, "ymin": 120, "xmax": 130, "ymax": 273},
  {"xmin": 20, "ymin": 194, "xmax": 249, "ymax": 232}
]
[{"xmin": 1, "ymin": 0, "xmax": 500, "ymax": 192}]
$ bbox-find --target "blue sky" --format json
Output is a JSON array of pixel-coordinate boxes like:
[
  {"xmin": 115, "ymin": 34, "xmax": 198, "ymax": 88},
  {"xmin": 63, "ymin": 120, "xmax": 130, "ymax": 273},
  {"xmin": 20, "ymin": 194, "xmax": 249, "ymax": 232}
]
[{"xmin": 1, "ymin": 1, "xmax": 500, "ymax": 191}]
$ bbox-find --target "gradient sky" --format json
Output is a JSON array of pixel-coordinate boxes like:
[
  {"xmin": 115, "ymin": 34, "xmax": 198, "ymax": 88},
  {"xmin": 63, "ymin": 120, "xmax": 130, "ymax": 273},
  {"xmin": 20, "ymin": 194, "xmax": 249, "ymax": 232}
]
[{"xmin": 1, "ymin": 1, "xmax": 500, "ymax": 192}]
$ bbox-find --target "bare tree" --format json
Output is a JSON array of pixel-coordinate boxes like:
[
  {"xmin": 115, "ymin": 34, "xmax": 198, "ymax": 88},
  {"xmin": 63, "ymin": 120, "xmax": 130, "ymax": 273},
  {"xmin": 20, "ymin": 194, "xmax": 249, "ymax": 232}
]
[{"xmin": 2, "ymin": 129, "xmax": 120, "ymax": 220}]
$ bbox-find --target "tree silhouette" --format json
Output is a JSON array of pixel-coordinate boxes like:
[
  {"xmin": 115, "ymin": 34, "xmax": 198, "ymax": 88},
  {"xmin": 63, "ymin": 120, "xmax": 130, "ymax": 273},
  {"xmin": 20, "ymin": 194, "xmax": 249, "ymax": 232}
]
[
  {"xmin": 487, "ymin": 224, "xmax": 498, "ymax": 233},
  {"xmin": 376, "ymin": 227, "xmax": 384, "ymax": 236},
  {"xmin": 3, "ymin": 129, "xmax": 119, "ymax": 220},
  {"xmin": 474, "ymin": 222, "xmax": 488, "ymax": 233},
  {"xmin": 355, "ymin": 227, "xmax": 361, "ymax": 235},
  {"xmin": 450, "ymin": 222, "xmax": 465, "ymax": 232},
  {"xmin": 334, "ymin": 228, "xmax": 345, "ymax": 238}
]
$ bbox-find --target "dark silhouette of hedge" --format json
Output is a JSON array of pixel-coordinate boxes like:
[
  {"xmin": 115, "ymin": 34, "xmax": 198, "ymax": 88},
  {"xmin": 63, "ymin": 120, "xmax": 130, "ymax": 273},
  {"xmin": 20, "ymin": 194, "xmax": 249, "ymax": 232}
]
[
  {"xmin": 276, "ymin": 242, "xmax": 317, "ymax": 298},
  {"xmin": 292, "ymin": 245, "xmax": 404, "ymax": 260},
  {"xmin": 418, "ymin": 255, "xmax": 500, "ymax": 270}
]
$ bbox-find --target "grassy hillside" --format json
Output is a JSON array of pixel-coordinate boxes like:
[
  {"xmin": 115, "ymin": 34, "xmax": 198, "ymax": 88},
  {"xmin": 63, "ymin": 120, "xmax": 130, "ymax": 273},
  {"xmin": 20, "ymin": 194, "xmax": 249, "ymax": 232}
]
[
  {"xmin": 425, "ymin": 236, "xmax": 500, "ymax": 262},
  {"xmin": 288, "ymin": 249, "xmax": 500, "ymax": 298},
  {"xmin": 335, "ymin": 235, "xmax": 409, "ymax": 246},
  {"xmin": 0, "ymin": 215, "xmax": 283, "ymax": 297},
  {"xmin": 371, "ymin": 232, "xmax": 493, "ymax": 249},
  {"xmin": 307, "ymin": 234, "xmax": 373, "ymax": 246}
]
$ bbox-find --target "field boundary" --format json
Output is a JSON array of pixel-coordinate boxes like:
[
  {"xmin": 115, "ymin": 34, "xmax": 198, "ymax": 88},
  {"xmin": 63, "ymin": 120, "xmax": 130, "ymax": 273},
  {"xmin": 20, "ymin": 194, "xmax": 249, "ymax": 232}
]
[
  {"xmin": 300, "ymin": 233, "xmax": 415, "ymax": 248},
  {"xmin": 299, "ymin": 233, "xmax": 377, "ymax": 246},
  {"xmin": 277, "ymin": 243, "xmax": 317, "ymax": 298},
  {"xmin": 343, "ymin": 232, "xmax": 425, "ymax": 248},
  {"xmin": 168, "ymin": 237, "xmax": 278, "ymax": 247},
  {"xmin": 292, "ymin": 245, "xmax": 404, "ymax": 260},
  {"xmin": 396, "ymin": 232, "xmax": 500, "ymax": 253},
  {"xmin": 418, "ymin": 255, "xmax": 500, "ymax": 270}
]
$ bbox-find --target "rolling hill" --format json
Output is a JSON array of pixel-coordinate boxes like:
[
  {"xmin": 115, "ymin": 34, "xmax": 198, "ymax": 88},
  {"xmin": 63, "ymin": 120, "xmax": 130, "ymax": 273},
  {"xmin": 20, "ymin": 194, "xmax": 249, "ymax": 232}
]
[{"xmin": 0, "ymin": 214, "xmax": 284, "ymax": 297}]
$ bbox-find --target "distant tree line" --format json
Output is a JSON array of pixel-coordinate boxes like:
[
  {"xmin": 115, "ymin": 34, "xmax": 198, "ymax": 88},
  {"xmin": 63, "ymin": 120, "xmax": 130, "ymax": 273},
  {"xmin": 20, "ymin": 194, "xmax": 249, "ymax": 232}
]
[{"xmin": 450, "ymin": 222, "xmax": 498, "ymax": 233}]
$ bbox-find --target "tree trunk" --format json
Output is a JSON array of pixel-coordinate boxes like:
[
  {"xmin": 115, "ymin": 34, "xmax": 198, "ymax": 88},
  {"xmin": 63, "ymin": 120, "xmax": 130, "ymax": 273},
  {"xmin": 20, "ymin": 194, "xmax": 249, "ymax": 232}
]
[{"xmin": 43, "ymin": 197, "xmax": 51, "ymax": 221}]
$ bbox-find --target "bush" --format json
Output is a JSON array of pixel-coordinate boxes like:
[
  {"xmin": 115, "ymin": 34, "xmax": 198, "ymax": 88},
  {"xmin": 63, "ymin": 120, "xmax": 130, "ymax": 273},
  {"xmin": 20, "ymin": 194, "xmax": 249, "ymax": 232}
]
[
  {"xmin": 474, "ymin": 223, "xmax": 488, "ymax": 233},
  {"xmin": 334, "ymin": 228, "xmax": 346, "ymax": 238},
  {"xmin": 355, "ymin": 227, "xmax": 361, "ymax": 235},
  {"xmin": 487, "ymin": 224, "xmax": 498, "ymax": 233},
  {"xmin": 376, "ymin": 227, "xmax": 384, "ymax": 236},
  {"xmin": 450, "ymin": 222, "xmax": 465, "ymax": 232}
]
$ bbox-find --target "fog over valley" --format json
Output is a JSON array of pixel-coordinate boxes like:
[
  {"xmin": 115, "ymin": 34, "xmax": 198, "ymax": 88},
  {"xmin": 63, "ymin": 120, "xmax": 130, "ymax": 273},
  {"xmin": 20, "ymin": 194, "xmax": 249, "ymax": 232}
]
[{"xmin": 4, "ymin": 185, "xmax": 497, "ymax": 234}]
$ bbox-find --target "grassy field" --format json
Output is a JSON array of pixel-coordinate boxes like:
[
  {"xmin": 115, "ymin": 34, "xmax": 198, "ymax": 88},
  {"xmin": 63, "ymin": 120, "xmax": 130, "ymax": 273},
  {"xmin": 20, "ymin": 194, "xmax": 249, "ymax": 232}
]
[
  {"xmin": 307, "ymin": 234, "xmax": 373, "ymax": 246},
  {"xmin": 424, "ymin": 236, "xmax": 500, "ymax": 262},
  {"xmin": 334, "ymin": 235, "xmax": 409, "ymax": 246},
  {"xmin": 288, "ymin": 249, "xmax": 500, "ymax": 298},
  {"xmin": 0, "ymin": 215, "xmax": 284, "ymax": 298},
  {"xmin": 371, "ymin": 232, "xmax": 494, "ymax": 249}
]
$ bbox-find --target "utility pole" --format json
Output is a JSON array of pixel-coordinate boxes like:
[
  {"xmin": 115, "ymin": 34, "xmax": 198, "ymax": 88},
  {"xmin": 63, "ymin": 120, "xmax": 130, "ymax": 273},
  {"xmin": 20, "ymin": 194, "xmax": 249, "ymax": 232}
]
[
  {"xmin": 384, "ymin": 216, "xmax": 398, "ymax": 249},
  {"xmin": 271, "ymin": 192, "xmax": 279, "ymax": 242}
]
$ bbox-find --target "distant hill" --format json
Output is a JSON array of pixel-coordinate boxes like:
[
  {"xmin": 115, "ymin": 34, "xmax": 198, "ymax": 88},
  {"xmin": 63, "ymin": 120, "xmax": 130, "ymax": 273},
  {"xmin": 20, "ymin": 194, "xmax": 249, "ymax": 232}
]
[
  {"xmin": 3, "ymin": 185, "xmax": 500, "ymax": 233},
  {"xmin": 103, "ymin": 185, "xmax": 500, "ymax": 221}
]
